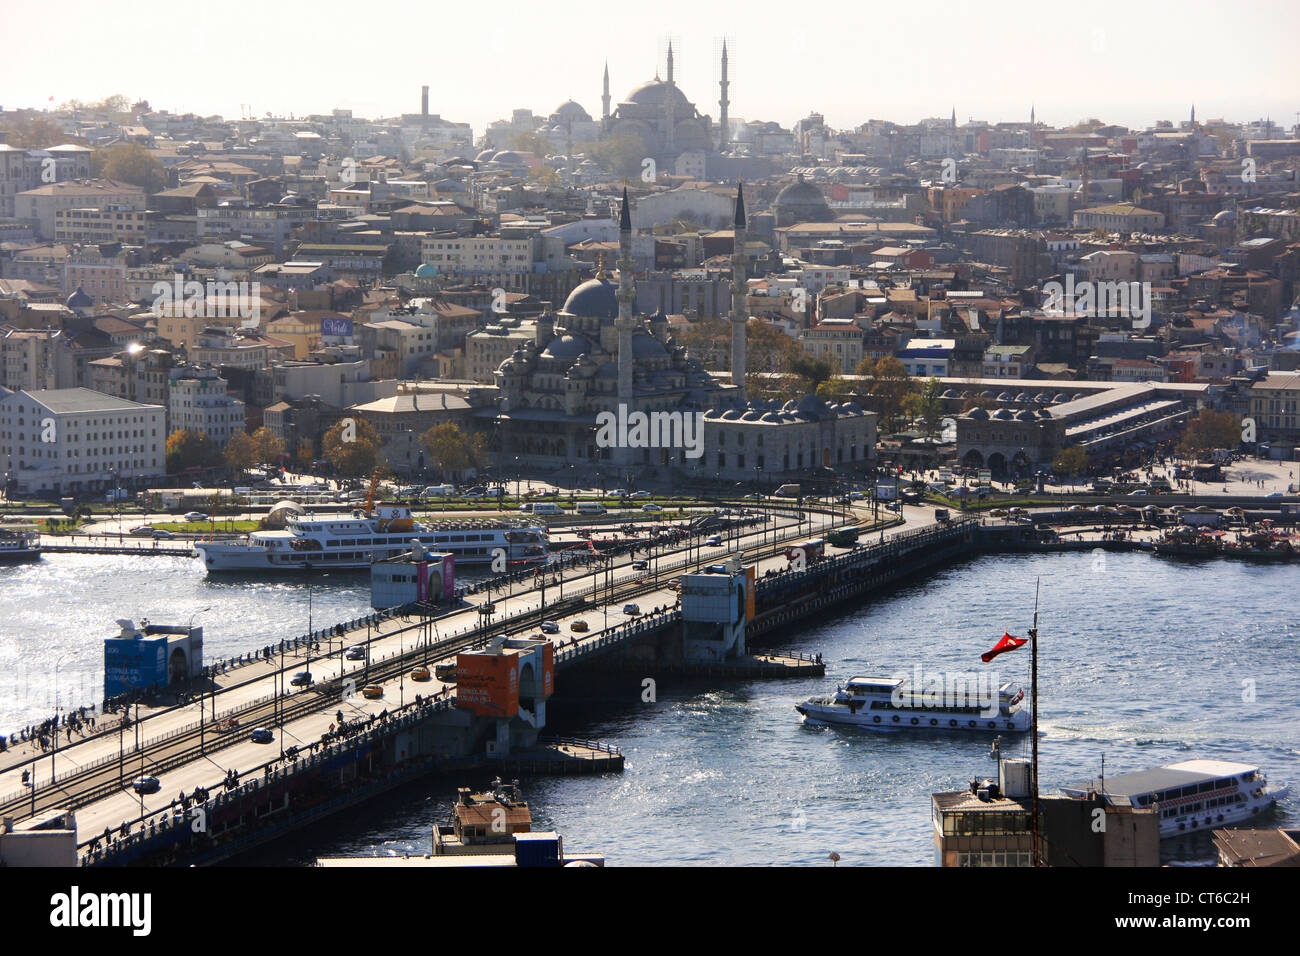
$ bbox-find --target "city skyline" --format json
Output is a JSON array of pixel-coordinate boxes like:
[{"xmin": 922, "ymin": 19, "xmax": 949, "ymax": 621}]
[{"xmin": 2, "ymin": 0, "xmax": 1297, "ymax": 135}]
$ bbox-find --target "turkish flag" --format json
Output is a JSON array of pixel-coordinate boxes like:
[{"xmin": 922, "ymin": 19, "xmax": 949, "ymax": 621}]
[{"xmin": 981, "ymin": 631, "xmax": 1027, "ymax": 663}]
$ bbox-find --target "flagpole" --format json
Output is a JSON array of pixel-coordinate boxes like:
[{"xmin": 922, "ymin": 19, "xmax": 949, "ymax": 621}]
[{"xmin": 1030, "ymin": 576, "xmax": 1040, "ymax": 867}]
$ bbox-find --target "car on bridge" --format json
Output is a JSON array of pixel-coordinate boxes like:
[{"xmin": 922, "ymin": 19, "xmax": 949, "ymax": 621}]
[
  {"xmin": 623, "ymin": 603, "xmax": 641, "ymax": 616},
  {"xmin": 249, "ymin": 728, "xmax": 274, "ymax": 744},
  {"xmin": 345, "ymin": 645, "xmax": 367, "ymax": 660},
  {"xmin": 132, "ymin": 775, "xmax": 161, "ymax": 794},
  {"xmin": 632, "ymin": 559, "xmax": 648, "ymax": 570},
  {"xmin": 362, "ymin": 685, "xmax": 384, "ymax": 699},
  {"xmin": 411, "ymin": 666, "xmax": 431, "ymax": 681},
  {"xmin": 289, "ymin": 671, "xmax": 313, "ymax": 687},
  {"xmin": 540, "ymin": 621, "xmax": 560, "ymax": 633},
  {"xmin": 571, "ymin": 620, "xmax": 589, "ymax": 632}
]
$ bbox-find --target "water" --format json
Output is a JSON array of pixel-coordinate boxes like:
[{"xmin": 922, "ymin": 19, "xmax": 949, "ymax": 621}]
[{"xmin": 3, "ymin": 551, "xmax": 1296, "ymax": 865}]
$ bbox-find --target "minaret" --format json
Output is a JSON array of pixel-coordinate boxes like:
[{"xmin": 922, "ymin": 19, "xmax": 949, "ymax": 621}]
[
  {"xmin": 719, "ymin": 40, "xmax": 730, "ymax": 148},
  {"xmin": 1030, "ymin": 103, "xmax": 1035, "ymax": 126},
  {"xmin": 1190, "ymin": 103, "xmax": 1196, "ymax": 127},
  {"xmin": 729, "ymin": 181, "xmax": 748, "ymax": 396},
  {"xmin": 951, "ymin": 106, "xmax": 957, "ymax": 129},
  {"xmin": 616, "ymin": 187, "xmax": 635, "ymax": 401},
  {"xmin": 664, "ymin": 42, "xmax": 676, "ymax": 156},
  {"xmin": 602, "ymin": 61, "xmax": 611, "ymax": 128}
]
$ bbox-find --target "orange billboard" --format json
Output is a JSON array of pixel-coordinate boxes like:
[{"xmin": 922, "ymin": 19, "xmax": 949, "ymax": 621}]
[
  {"xmin": 541, "ymin": 642, "xmax": 554, "ymax": 697},
  {"xmin": 745, "ymin": 566, "xmax": 756, "ymax": 620},
  {"xmin": 456, "ymin": 652, "xmax": 519, "ymax": 718}
]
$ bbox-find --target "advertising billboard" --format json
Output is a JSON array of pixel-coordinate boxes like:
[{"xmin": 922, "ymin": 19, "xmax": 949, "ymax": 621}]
[
  {"xmin": 103, "ymin": 634, "xmax": 168, "ymax": 698},
  {"xmin": 321, "ymin": 315, "xmax": 354, "ymax": 339},
  {"xmin": 455, "ymin": 652, "xmax": 519, "ymax": 718}
]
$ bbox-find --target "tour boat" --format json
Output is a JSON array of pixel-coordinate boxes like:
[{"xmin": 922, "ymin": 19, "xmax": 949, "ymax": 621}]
[
  {"xmin": 1060, "ymin": 759, "xmax": 1291, "ymax": 839},
  {"xmin": 196, "ymin": 505, "xmax": 549, "ymax": 572},
  {"xmin": 796, "ymin": 675, "xmax": 1031, "ymax": 733},
  {"xmin": 0, "ymin": 526, "xmax": 40, "ymax": 563}
]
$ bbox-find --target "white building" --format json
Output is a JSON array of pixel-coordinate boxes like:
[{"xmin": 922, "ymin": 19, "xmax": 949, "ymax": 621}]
[
  {"xmin": 168, "ymin": 367, "xmax": 246, "ymax": 447},
  {"xmin": 0, "ymin": 388, "xmax": 165, "ymax": 496}
]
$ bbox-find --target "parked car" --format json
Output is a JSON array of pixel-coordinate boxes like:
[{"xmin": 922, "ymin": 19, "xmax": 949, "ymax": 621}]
[
  {"xmin": 249, "ymin": 728, "xmax": 274, "ymax": 744},
  {"xmin": 132, "ymin": 775, "xmax": 161, "ymax": 794}
]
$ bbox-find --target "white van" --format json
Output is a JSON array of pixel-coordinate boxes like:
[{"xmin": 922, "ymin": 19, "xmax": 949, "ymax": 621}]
[
  {"xmin": 575, "ymin": 502, "xmax": 607, "ymax": 515},
  {"xmin": 531, "ymin": 503, "xmax": 565, "ymax": 516},
  {"xmin": 422, "ymin": 484, "xmax": 455, "ymax": 498}
]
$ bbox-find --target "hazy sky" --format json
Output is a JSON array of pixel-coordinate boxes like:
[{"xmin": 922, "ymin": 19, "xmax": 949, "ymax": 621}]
[{"xmin": 2, "ymin": 0, "xmax": 1296, "ymax": 136}]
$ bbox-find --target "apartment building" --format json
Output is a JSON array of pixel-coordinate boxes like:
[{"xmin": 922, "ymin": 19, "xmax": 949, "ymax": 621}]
[
  {"xmin": 168, "ymin": 366, "xmax": 247, "ymax": 446},
  {"xmin": 0, "ymin": 387, "xmax": 165, "ymax": 495},
  {"xmin": 15, "ymin": 179, "xmax": 146, "ymax": 239}
]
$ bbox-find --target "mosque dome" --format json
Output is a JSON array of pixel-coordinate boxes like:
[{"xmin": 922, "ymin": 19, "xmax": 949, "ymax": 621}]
[
  {"xmin": 553, "ymin": 100, "xmax": 592, "ymax": 123},
  {"xmin": 414, "ymin": 263, "xmax": 438, "ymax": 278},
  {"xmin": 540, "ymin": 332, "xmax": 593, "ymax": 361},
  {"xmin": 561, "ymin": 277, "xmax": 619, "ymax": 319}
]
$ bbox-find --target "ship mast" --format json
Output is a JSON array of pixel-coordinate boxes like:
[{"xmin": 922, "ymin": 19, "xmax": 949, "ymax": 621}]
[{"xmin": 1030, "ymin": 576, "xmax": 1041, "ymax": 866}]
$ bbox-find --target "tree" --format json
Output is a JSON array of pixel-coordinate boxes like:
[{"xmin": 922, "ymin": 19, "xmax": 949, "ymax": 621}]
[
  {"xmin": 855, "ymin": 356, "xmax": 916, "ymax": 433},
  {"xmin": 322, "ymin": 417, "xmax": 381, "ymax": 476},
  {"xmin": 0, "ymin": 116, "xmax": 83, "ymax": 149},
  {"xmin": 250, "ymin": 426, "xmax": 285, "ymax": 469},
  {"xmin": 816, "ymin": 376, "xmax": 853, "ymax": 401},
  {"xmin": 223, "ymin": 431, "xmax": 257, "ymax": 473},
  {"xmin": 1178, "ymin": 410, "xmax": 1241, "ymax": 460},
  {"xmin": 510, "ymin": 130, "xmax": 551, "ymax": 157},
  {"xmin": 674, "ymin": 315, "xmax": 730, "ymax": 370},
  {"xmin": 90, "ymin": 143, "xmax": 165, "ymax": 193},
  {"xmin": 527, "ymin": 165, "xmax": 561, "ymax": 187},
  {"xmin": 165, "ymin": 430, "xmax": 215, "ymax": 473},
  {"xmin": 422, "ymin": 423, "xmax": 474, "ymax": 479},
  {"xmin": 1052, "ymin": 446, "xmax": 1090, "ymax": 482},
  {"xmin": 295, "ymin": 440, "xmax": 315, "ymax": 471},
  {"xmin": 790, "ymin": 354, "xmax": 835, "ymax": 392},
  {"xmin": 577, "ymin": 132, "xmax": 646, "ymax": 179},
  {"xmin": 903, "ymin": 377, "xmax": 945, "ymax": 441}
]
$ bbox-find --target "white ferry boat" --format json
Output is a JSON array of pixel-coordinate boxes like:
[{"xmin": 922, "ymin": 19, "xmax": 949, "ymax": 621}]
[
  {"xmin": 1060, "ymin": 759, "xmax": 1290, "ymax": 839},
  {"xmin": 796, "ymin": 676, "xmax": 1031, "ymax": 733},
  {"xmin": 196, "ymin": 506, "xmax": 549, "ymax": 572},
  {"xmin": 0, "ymin": 526, "xmax": 41, "ymax": 563}
]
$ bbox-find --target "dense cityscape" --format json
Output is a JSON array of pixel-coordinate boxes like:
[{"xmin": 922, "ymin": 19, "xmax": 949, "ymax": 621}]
[{"xmin": 0, "ymin": 6, "xmax": 1295, "ymax": 920}]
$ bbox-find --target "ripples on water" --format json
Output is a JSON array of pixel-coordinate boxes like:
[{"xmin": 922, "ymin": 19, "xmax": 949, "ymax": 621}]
[{"xmin": 4, "ymin": 551, "xmax": 1295, "ymax": 865}]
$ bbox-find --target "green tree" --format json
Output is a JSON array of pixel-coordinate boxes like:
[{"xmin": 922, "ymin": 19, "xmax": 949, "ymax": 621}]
[
  {"xmin": 577, "ymin": 132, "xmax": 647, "ymax": 179},
  {"xmin": 250, "ymin": 426, "xmax": 285, "ymax": 469},
  {"xmin": 1178, "ymin": 410, "xmax": 1241, "ymax": 459},
  {"xmin": 90, "ymin": 143, "xmax": 165, "ymax": 193},
  {"xmin": 1052, "ymin": 446, "xmax": 1091, "ymax": 482},
  {"xmin": 855, "ymin": 356, "xmax": 916, "ymax": 433},
  {"xmin": 511, "ymin": 130, "xmax": 551, "ymax": 157},
  {"xmin": 322, "ymin": 417, "xmax": 381, "ymax": 476},
  {"xmin": 790, "ymin": 354, "xmax": 835, "ymax": 392},
  {"xmin": 165, "ymin": 429, "xmax": 214, "ymax": 473},
  {"xmin": 0, "ymin": 116, "xmax": 82, "ymax": 149},
  {"xmin": 422, "ymin": 423, "xmax": 474, "ymax": 479},
  {"xmin": 223, "ymin": 431, "xmax": 257, "ymax": 473},
  {"xmin": 903, "ymin": 377, "xmax": 945, "ymax": 440}
]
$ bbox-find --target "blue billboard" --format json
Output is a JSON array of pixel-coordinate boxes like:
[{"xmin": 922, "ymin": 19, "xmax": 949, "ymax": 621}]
[
  {"xmin": 321, "ymin": 316, "xmax": 354, "ymax": 339},
  {"xmin": 104, "ymin": 634, "xmax": 168, "ymax": 698}
]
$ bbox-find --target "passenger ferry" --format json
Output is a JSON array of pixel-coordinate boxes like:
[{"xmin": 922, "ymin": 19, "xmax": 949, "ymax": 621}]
[
  {"xmin": 196, "ymin": 505, "xmax": 549, "ymax": 572},
  {"xmin": 0, "ymin": 526, "xmax": 41, "ymax": 563},
  {"xmin": 796, "ymin": 675, "xmax": 1030, "ymax": 733},
  {"xmin": 1060, "ymin": 759, "xmax": 1290, "ymax": 839}
]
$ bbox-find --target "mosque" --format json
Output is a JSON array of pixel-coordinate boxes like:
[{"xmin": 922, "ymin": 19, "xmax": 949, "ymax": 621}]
[{"xmin": 476, "ymin": 185, "xmax": 877, "ymax": 485}]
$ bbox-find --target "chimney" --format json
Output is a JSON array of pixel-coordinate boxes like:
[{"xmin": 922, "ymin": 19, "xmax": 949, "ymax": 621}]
[{"xmin": 421, "ymin": 86, "xmax": 429, "ymax": 117}]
